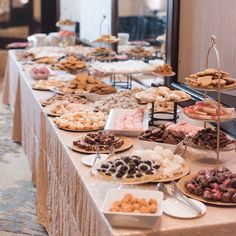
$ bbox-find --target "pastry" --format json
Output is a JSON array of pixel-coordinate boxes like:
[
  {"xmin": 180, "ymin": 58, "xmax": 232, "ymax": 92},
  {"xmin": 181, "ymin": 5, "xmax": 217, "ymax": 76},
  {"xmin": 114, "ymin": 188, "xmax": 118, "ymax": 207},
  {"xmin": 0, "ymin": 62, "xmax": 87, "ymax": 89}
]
[
  {"xmin": 153, "ymin": 64, "xmax": 173, "ymax": 75},
  {"xmin": 32, "ymin": 80, "xmax": 65, "ymax": 90},
  {"xmin": 114, "ymin": 108, "xmax": 144, "ymax": 131},
  {"xmin": 53, "ymin": 56, "xmax": 87, "ymax": 73},
  {"xmin": 135, "ymin": 87, "xmax": 191, "ymax": 103},
  {"xmin": 126, "ymin": 46, "xmax": 152, "ymax": 59},
  {"xmin": 58, "ymin": 72, "xmax": 116, "ymax": 95},
  {"xmin": 183, "ymin": 99, "xmax": 235, "ymax": 120},
  {"xmin": 73, "ymin": 131, "xmax": 124, "ymax": 151},
  {"xmin": 139, "ymin": 121, "xmax": 202, "ymax": 145},
  {"xmin": 188, "ymin": 128, "xmax": 235, "ymax": 150},
  {"xmin": 185, "ymin": 68, "xmax": 236, "ymax": 89},
  {"xmin": 54, "ymin": 111, "xmax": 108, "ymax": 131},
  {"xmin": 133, "ymin": 146, "xmax": 185, "ymax": 179},
  {"xmin": 94, "ymin": 89, "xmax": 142, "ymax": 112},
  {"xmin": 97, "ymin": 155, "xmax": 160, "ymax": 180},
  {"xmin": 95, "ymin": 34, "xmax": 120, "ymax": 43},
  {"xmin": 109, "ymin": 193, "xmax": 158, "ymax": 214}
]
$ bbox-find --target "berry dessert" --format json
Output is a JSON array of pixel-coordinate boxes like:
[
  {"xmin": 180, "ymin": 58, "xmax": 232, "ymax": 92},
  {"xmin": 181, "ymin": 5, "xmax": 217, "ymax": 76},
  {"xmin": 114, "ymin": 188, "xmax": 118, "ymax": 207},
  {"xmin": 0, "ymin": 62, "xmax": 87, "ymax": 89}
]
[
  {"xmin": 97, "ymin": 155, "xmax": 160, "ymax": 182},
  {"xmin": 185, "ymin": 167, "xmax": 236, "ymax": 203},
  {"xmin": 183, "ymin": 99, "xmax": 234, "ymax": 120},
  {"xmin": 73, "ymin": 131, "xmax": 124, "ymax": 151}
]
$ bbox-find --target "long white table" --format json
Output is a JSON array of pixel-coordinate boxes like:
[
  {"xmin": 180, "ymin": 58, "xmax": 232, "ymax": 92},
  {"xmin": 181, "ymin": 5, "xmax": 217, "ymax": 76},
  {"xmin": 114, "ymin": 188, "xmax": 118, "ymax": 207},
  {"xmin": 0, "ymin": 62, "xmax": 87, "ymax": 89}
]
[{"xmin": 3, "ymin": 49, "xmax": 236, "ymax": 236}]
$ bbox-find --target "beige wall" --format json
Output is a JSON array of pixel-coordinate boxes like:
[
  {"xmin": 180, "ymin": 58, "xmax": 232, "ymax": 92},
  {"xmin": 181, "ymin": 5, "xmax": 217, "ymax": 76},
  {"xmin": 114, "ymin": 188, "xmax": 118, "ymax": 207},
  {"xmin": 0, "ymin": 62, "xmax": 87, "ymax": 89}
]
[{"xmin": 178, "ymin": 0, "xmax": 236, "ymax": 83}]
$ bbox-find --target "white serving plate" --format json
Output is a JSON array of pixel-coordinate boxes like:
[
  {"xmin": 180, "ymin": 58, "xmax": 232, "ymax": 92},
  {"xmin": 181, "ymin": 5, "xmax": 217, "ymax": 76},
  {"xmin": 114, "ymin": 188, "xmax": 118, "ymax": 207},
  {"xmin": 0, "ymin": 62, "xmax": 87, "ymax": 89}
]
[
  {"xmin": 163, "ymin": 198, "xmax": 206, "ymax": 219},
  {"xmin": 81, "ymin": 154, "xmax": 108, "ymax": 167},
  {"xmin": 104, "ymin": 108, "xmax": 149, "ymax": 137},
  {"xmin": 102, "ymin": 189, "xmax": 163, "ymax": 228}
]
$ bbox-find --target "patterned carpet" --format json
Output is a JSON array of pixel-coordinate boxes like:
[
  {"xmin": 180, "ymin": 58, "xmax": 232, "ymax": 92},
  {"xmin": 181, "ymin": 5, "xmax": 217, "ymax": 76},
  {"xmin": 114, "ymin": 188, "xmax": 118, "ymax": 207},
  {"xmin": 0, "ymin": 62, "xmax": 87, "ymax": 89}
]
[{"xmin": 0, "ymin": 87, "xmax": 48, "ymax": 235}]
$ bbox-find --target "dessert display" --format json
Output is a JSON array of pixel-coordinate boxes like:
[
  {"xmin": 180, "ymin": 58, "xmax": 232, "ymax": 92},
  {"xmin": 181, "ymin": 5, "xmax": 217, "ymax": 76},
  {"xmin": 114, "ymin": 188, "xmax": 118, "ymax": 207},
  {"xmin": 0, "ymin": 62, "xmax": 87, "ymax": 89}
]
[
  {"xmin": 29, "ymin": 66, "xmax": 53, "ymax": 80},
  {"xmin": 56, "ymin": 19, "xmax": 76, "ymax": 26},
  {"xmin": 92, "ymin": 60, "xmax": 154, "ymax": 74},
  {"xmin": 184, "ymin": 167, "xmax": 236, "ymax": 203},
  {"xmin": 32, "ymin": 79, "xmax": 65, "ymax": 90},
  {"xmin": 57, "ymin": 72, "xmax": 117, "ymax": 95},
  {"xmin": 7, "ymin": 42, "xmax": 29, "ymax": 49},
  {"xmin": 94, "ymin": 89, "xmax": 142, "ymax": 112},
  {"xmin": 53, "ymin": 56, "xmax": 87, "ymax": 73},
  {"xmin": 153, "ymin": 64, "xmax": 174, "ymax": 76},
  {"xmin": 139, "ymin": 121, "xmax": 202, "ymax": 145},
  {"xmin": 135, "ymin": 87, "xmax": 191, "ymax": 104},
  {"xmin": 185, "ymin": 68, "xmax": 236, "ymax": 90},
  {"xmin": 95, "ymin": 34, "xmax": 120, "ymax": 43},
  {"xmin": 109, "ymin": 193, "xmax": 158, "ymax": 214},
  {"xmin": 30, "ymin": 66, "xmax": 50, "ymax": 75},
  {"xmin": 96, "ymin": 155, "xmax": 160, "ymax": 183},
  {"xmin": 113, "ymin": 108, "xmax": 144, "ymax": 131},
  {"xmin": 16, "ymin": 51, "xmax": 34, "ymax": 61},
  {"xmin": 183, "ymin": 99, "xmax": 235, "ymax": 121},
  {"xmin": 105, "ymin": 108, "xmax": 148, "ymax": 136},
  {"xmin": 54, "ymin": 111, "xmax": 108, "ymax": 131},
  {"xmin": 151, "ymin": 101, "xmax": 174, "ymax": 112},
  {"xmin": 41, "ymin": 94, "xmax": 87, "ymax": 106},
  {"xmin": 187, "ymin": 128, "xmax": 235, "ymax": 150},
  {"xmin": 126, "ymin": 46, "xmax": 152, "ymax": 59},
  {"xmin": 46, "ymin": 102, "xmax": 89, "ymax": 116},
  {"xmin": 133, "ymin": 146, "xmax": 187, "ymax": 180},
  {"xmin": 34, "ymin": 56, "xmax": 59, "ymax": 64},
  {"xmin": 73, "ymin": 131, "xmax": 124, "ymax": 151},
  {"xmin": 89, "ymin": 47, "xmax": 116, "ymax": 61}
]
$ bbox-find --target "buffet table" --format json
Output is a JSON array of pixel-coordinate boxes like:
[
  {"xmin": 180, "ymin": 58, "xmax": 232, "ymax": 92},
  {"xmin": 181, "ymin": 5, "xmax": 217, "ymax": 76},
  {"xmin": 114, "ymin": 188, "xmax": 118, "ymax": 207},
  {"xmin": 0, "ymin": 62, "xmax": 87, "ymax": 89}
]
[{"xmin": 3, "ymin": 50, "xmax": 236, "ymax": 236}]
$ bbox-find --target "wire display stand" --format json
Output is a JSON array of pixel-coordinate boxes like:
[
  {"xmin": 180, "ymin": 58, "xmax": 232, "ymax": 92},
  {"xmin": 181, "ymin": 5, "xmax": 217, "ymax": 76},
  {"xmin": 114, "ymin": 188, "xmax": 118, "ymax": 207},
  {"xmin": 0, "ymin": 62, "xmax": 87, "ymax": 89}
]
[{"xmin": 182, "ymin": 35, "xmax": 236, "ymax": 166}]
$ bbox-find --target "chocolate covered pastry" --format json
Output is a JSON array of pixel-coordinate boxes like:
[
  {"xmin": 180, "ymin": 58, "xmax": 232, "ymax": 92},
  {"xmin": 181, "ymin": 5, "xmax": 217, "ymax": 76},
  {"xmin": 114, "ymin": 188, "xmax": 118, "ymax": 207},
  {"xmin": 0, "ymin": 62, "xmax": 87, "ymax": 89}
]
[
  {"xmin": 97, "ymin": 155, "xmax": 160, "ymax": 179},
  {"xmin": 73, "ymin": 131, "xmax": 124, "ymax": 151},
  {"xmin": 190, "ymin": 128, "xmax": 235, "ymax": 150}
]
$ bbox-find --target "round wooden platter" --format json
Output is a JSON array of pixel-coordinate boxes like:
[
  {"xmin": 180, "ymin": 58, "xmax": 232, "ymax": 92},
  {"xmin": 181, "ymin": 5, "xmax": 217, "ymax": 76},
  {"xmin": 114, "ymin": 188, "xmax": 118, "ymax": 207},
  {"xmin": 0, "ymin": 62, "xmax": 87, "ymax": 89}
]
[
  {"xmin": 150, "ymin": 164, "xmax": 190, "ymax": 183},
  {"xmin": 43, "ymin": 106, "xmax": 61, "ymax": 117},
  {"xmin": 70, "ymin": 136, "xmax": 133, "ymax": 154},
  {"xmin": 55, "ymin": 124, "xmax": 104, "ymax": 132},
  {"xmin": 178, "ymin": 174, "xmax": 236, "ymax": 206},
  {"xmin": 31, "ymin": 84, "xmax": 55, "ymax": 91},
  {"xmin": 94, "ymin": 169, "xmax": 155, "ymax": 185}
]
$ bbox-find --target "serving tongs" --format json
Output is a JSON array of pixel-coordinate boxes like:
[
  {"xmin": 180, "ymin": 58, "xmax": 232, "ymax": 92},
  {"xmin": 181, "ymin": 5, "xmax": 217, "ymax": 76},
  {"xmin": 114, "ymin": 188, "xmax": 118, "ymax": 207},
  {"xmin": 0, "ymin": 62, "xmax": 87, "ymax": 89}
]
[
  {"xmin": 90, "ymin": 145, "xmax": 115, "ymax": 176},
  {"xmin": 90, "ymin": 145, "xmax": 101, "ymax": 176},
  {"xmin": 169, "ymin": 181, "xmax": 203, "ymax": 216},
  {"xmin": 157, "ymin": 183, "xmax": 202, "ymax": 216}
]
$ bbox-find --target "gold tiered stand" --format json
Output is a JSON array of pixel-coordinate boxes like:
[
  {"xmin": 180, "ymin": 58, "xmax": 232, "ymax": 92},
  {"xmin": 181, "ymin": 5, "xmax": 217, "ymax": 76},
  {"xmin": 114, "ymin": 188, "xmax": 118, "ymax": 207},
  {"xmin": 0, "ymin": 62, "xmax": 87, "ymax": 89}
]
[{"xmin": 183, "ymin": 35, "xmax": 236, "ymax": 166}]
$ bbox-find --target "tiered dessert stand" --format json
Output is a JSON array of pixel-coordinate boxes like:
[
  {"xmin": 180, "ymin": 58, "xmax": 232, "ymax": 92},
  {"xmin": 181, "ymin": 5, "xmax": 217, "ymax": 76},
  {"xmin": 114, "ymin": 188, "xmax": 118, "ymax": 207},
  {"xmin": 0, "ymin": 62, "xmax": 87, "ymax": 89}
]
[
  {"xmin": 150, "ymin": 71, "xmax": 179, "ymax": 124},
  {"xmin": 183, "ymin": 35, "xmax": 236, "ymax": 166}
]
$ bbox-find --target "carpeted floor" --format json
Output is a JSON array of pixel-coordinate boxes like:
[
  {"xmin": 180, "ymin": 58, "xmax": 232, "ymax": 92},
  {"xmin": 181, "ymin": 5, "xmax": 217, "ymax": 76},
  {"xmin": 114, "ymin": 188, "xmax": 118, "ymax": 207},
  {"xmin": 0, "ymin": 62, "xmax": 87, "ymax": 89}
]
[{"xmin": 0, "ymin": 53, "xmax": 47, "ymax": 235}]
